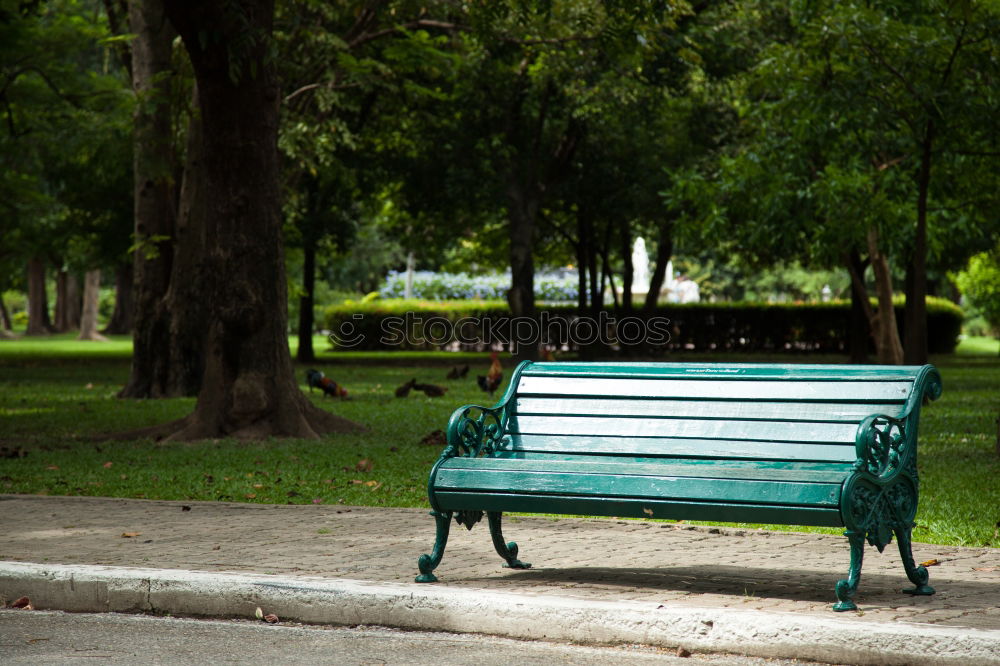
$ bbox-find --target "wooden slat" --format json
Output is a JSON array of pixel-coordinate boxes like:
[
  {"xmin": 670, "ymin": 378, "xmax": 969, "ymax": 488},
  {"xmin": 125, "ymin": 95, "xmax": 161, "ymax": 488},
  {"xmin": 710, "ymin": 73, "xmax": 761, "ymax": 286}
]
[
  {"xmin": 508, "ymin": 434, "xmax": 857, "ymax": 462},
  {"xmin": 435, "ymin": 468, "xmax": 841, "ymax": 506},
  {"xmin": 433, "ymin": 492, "xmax": 847, "ymax": 527},
  {"xmin": 515, "ymin": 397, "xmax": 904, "ymax": 422},
  {"xmin": 490, "ymin": 451, "xmax": 856, "ymax": 474},
  {"xmin": 510, "ymin": 415, "xmax": 858, "ymax": 443},
  {"xmin": 516, "ymin": 376, "xmax": 914, "ymax": 401},
  {"xmin": 522, "ymin": 362, "xmax": 923, "ymax": 381},
  {"xmin": 441, "ymin": 456, "xmax": 852, "ymax": 484}
]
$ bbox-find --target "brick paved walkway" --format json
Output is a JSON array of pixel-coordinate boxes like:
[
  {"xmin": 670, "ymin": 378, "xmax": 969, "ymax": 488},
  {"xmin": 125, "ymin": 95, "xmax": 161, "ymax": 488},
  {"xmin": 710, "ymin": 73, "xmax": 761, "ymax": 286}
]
[{"xmin": 1, "ymin": 495, "xmax": 998, "ymax": 630}]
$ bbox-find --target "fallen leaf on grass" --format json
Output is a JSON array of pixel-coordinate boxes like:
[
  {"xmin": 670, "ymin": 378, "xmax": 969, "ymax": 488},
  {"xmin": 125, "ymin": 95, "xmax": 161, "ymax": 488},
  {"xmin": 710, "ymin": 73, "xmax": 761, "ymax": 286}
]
[
  {"xmin": 46, "ymin": 465, "xmax": 59, "ymax": 471},
  {"xmin": 102, "ymin": 461, "xmax": 113, "ymax": 468},
  {"xmin": 245, "ymin": 493, "xmax": 256, "ymax": 499},
  {"xmin": 355, "ymin": 458, "xmax": 373, "ymax": 473},
  {"xmin": 312, "ymin": 498, "xmax": 323, "ymax": 504},
  {"xmin": 121, "ymin": 532, "xmax": 141, "ymax": 538},
  {"xmin": 920, "ymin": 559, "xmax": 940, "ymax": 567}
]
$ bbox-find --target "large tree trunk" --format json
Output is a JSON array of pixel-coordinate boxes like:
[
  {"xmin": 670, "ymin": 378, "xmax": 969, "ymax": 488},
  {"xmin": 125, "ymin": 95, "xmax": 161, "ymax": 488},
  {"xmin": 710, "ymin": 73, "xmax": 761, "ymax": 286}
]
[
  {"xmin": 53, "ymin": 270, "xmax": 72, "ymax": 332},
  {"xmin": 77, "ymin": 269, "xmax": 109, "ymax": 342},
  {"xmin": 644, "ymin": 218, "xmax": 674, "ymax": 310},
  {"xmin": 102, "ymin": 263, "xmax": 134, "ymax": 334},
  {"xmin": 866, "ymin": 228, "xmax": 904, "ymax": 365},
  {"xmin": 153, "ymin": 0, "xmax": 361, "ymax": 440},
  {"xmin": 904, "ymin": 124, "xmax": 933, "ymax": 365},
  {"xmin": 120, "ymin": 0, "xmax": 179, "ymax": 397},
  {"xmin": 847, "ymin": 251, "xmax": 870, "ymax": 363},
  {"xmin": 25, "ymin": 257, "xmax": 52, "ymax": 336},
  {"xmin": 65, "ymin": 272, "xmax": 81, "ymax": 330},
  {"xmin": 296, "ymin": 235, "xmax": 316, "ymax": 363},
  {"xmin": 505, "ymin": 175, "xmax": 538, "ymax": 361},
  {"xmin": 588, "ymin": 220, "xmax": 600, "ymax": 314},
  {"xmin": 161, "ymin": 84, "xmax": 208, "ymax": 397}
]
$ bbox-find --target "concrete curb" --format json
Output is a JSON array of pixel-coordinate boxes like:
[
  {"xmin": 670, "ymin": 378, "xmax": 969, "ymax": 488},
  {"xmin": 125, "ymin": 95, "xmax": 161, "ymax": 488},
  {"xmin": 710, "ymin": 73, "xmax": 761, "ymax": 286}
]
[{"xmin": 3, "ymin": 562, "xmax": 999, "ymax": 665}]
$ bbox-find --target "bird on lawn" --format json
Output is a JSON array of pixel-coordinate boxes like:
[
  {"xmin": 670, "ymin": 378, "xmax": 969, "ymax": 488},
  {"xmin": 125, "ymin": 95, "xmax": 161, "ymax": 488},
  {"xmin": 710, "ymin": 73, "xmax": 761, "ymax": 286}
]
[
  {"xmin": 476, "ymin": 351, "xmax": 503, "ymax": 396},
  {"xmin": 395, "ymin": 378, "xmax": 417, "ymax": 398},
  {"xmin": 306, "ymin": 369, "xmax": 348, "ymax": 398},
  {"xmin": 413, "ymin": 381, "xmax": 448, "ymax": 398},
  {"xmin": 445, "ymin": 364, "xmax": 470, "ymax": 380}
]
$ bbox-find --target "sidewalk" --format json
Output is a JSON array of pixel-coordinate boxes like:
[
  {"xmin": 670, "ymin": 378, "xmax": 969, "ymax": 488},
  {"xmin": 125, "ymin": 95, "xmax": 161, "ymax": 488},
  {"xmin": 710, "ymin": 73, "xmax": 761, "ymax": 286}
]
[{"xmin": 1, "ymin": 494, "xmax": 998, "ymax": 664}]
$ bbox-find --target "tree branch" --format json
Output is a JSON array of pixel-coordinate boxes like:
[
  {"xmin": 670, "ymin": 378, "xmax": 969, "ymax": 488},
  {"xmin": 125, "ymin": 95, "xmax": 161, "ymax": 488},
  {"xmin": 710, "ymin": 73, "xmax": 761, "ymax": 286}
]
[
  {"xmin": 538, "ymin": 210, "xmax": 578, "ymax": 247},
  {"xmin": 348, "ymin": 19, "xmax": 468, "ymax": 49},
  {"xmin": 502, "ymin": 34, "xmax": 598, "ymax": 46}
]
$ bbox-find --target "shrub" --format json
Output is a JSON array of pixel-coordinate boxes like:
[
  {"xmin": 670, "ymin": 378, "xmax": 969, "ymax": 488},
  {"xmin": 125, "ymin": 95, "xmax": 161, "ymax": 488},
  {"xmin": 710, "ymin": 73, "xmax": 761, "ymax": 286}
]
[{"xmin": 323, "ymin": 297, "xmax": 963, "ymax": 354}]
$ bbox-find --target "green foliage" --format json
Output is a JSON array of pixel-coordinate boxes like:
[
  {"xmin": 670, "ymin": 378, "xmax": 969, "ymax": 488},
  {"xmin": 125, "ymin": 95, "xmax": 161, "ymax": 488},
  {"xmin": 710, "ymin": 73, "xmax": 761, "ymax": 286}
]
[
  {"xmin": 955, "ymin": 249, "xmax": 1000, "ymax": 337},
  {"xmin": 700, "ymin": 0, "xmax": 1000, "ymax": 273},
  {"xmin": 0, "ymin": 0, "xmax": 133, "ymax": 268}
]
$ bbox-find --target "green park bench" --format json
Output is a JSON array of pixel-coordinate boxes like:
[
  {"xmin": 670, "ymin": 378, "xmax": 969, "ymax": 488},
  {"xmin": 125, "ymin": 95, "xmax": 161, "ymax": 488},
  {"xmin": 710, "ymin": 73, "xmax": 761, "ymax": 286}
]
[{"xmin": 415, "ymin": 361, "xmax": 943, "ymax": 611}]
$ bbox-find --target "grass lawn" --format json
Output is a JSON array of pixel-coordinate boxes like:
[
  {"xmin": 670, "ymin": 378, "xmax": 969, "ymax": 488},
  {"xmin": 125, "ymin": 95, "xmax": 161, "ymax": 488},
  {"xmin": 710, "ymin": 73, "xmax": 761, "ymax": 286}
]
[{"xmin": 1, "ymin": 334, "xmax": 998, "ymax": 548}]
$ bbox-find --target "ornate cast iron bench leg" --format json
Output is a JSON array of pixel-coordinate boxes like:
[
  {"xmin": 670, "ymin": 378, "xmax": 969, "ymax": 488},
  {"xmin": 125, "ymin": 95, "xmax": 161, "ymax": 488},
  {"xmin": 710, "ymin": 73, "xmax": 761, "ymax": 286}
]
[
  {"xmin": 416, "ymin": 510, "xmax": 452, "ymax": 582},
  {"xmin": 487, "ymin": 511, "xmax": 531, "ymax": 570},
  {"xmin": 834, "ymin": 530, "xmax": 865, "ymax": 611},
  {"xmin": 896, "ymin": 524, "xmax": 935, "ymax": 597}
]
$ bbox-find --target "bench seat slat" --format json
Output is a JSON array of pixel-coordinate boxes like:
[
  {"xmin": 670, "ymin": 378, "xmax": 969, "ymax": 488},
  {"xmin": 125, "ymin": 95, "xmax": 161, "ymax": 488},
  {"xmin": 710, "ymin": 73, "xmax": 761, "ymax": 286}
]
[
  {"xmin": 522, "ymin": 362, "xmax": 924, "ymax": 381},
  {"xmin": 508, "ymin": 434, "xmax": 857, "ymax": 462},
  {"xmin": 515, "ymin": 398, "xmax": 903, "ymax": 422},
  {"xmin": 441, "ymin": 456, "xmax": 852, "ymax": 484},
  {"xmin": 435, "ymin": 468, "xmax": 842, "ymax": 506},
  {"xmin": 490, "ymin": 451, "xmax": 855, "ymax": 472},
  {"xmin": 511, "ymin": 415, "xmax": 858, "ymax": 444},
  {"xmin": 517, "ymin": 376, "xmax": 912, "ymax": 401},
  {"xmin": 433, "ymin": 491, "xmax": 846, "ymax": 527}
]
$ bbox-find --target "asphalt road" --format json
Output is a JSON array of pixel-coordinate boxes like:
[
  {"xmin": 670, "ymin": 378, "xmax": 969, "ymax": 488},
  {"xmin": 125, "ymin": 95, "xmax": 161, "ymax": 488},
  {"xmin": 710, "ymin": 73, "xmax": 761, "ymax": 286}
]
[{"xmin": 0, "ymin": 610, "xmax": 817, "ymax": 665}]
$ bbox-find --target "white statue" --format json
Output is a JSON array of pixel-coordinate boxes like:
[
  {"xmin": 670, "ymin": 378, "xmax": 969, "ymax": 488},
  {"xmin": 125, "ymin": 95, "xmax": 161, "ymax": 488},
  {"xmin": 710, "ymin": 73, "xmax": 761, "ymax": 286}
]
[{"xmin": 631, "ymin": 237, "xmax": 650, "ymax": 296}]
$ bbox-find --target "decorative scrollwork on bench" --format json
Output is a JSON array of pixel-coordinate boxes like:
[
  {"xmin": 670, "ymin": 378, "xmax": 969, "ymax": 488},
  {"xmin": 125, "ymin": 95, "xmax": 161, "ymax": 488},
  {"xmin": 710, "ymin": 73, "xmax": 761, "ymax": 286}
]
[
  {"xmin": 447, "ymin": 405, "xmax": 509, "ymax": 459},
  {"xmin": 844, "ymin": 476, "xmax": 918, "ymax": 552},
  {"xmin": 854, "ymin": 414, "xmax": 909, "ymax": 480}
]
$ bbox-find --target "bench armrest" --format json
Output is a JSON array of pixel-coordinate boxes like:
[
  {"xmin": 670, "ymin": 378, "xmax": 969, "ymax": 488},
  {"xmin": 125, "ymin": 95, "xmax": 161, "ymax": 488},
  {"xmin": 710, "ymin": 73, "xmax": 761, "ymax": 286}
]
[
  {"xmin": 444, "ymin": 403, "xmax": 510, "ymax": 458},
  {"xmin": 852, "ymin": 365, "xmax": 942, "ymax": 482},
  {"xmin": 853, "ymin": 413, "xmax": 911, "ymax": 481}
]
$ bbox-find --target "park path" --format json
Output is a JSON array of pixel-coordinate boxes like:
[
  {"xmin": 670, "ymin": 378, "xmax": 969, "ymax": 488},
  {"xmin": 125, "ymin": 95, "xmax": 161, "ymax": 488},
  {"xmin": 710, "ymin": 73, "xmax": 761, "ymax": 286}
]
[{"xmin": 1, "ymin": 494, "xmax": 998, "ymax": 631}]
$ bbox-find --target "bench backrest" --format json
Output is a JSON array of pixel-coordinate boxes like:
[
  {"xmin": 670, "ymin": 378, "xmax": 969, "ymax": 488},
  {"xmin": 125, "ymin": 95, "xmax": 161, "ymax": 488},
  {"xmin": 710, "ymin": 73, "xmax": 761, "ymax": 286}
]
[{"xmin": 506, "ymin": 362, "xmax": 927, "ymax": 464}]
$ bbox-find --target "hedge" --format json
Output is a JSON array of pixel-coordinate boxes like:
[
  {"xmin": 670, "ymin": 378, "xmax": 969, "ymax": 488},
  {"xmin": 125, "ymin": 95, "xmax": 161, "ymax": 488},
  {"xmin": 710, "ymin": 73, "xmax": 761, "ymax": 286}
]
[{"xmin": 322, "ymin": 297, "xmax": 963, "ymax": 354}]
